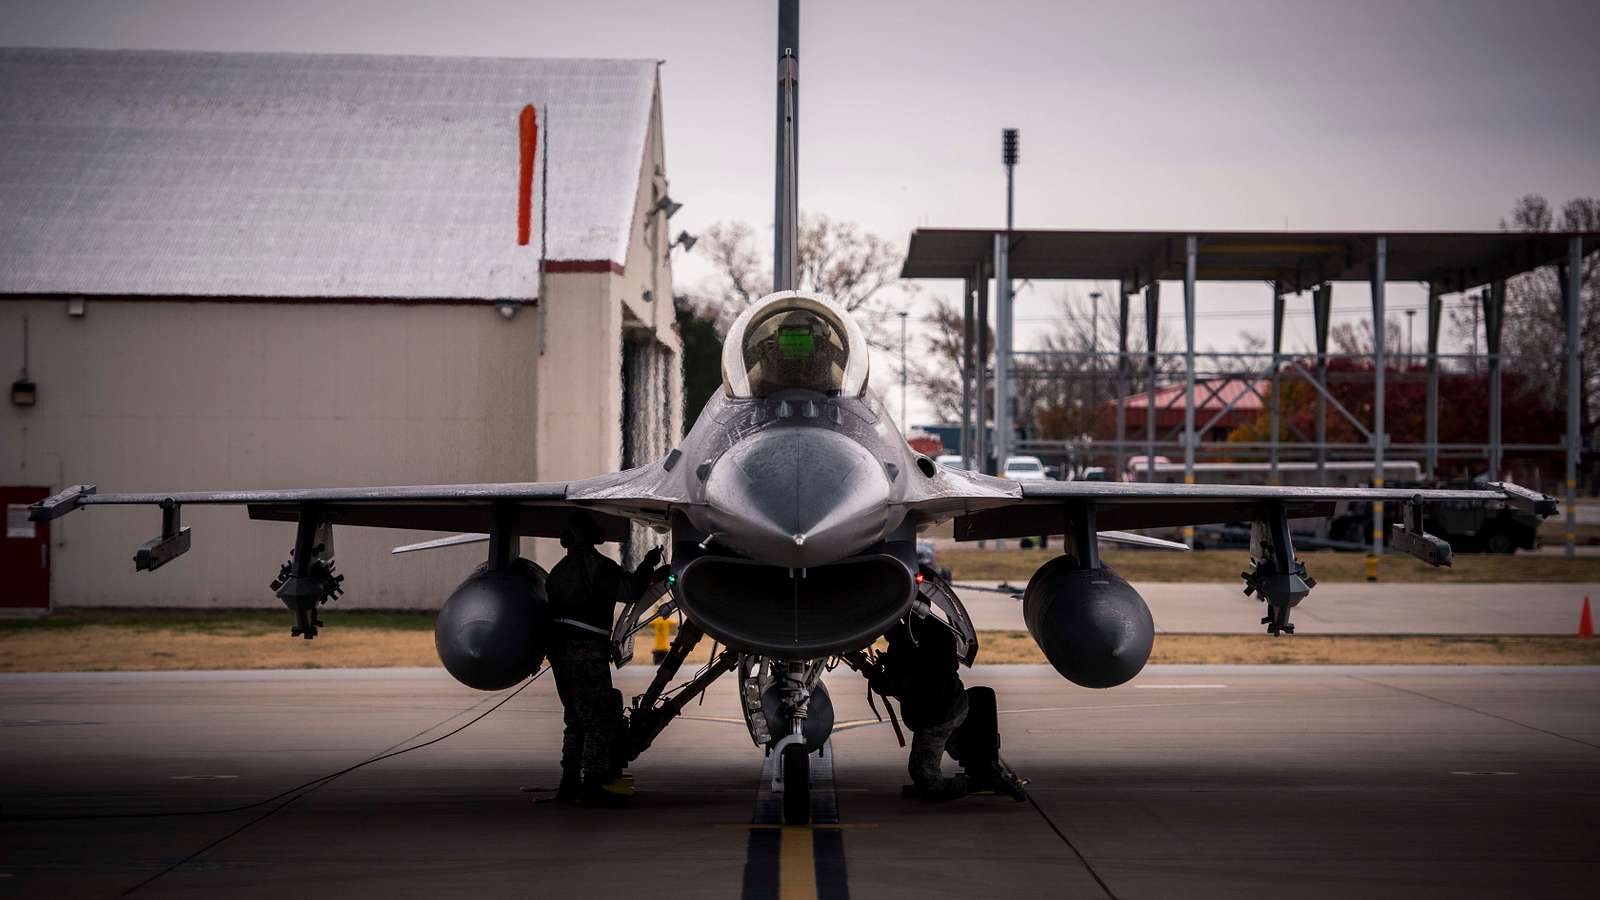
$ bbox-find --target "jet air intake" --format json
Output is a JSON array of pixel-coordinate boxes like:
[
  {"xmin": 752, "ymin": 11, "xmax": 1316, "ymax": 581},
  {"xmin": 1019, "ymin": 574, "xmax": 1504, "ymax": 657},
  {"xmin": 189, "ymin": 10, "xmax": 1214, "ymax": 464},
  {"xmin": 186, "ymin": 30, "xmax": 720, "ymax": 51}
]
[
  {"xmin": 1023, "ymin": 556, "xmax": 1154, "ymax": 689},
  {"xmin": 675, "ymin": 552, "xmax": 915, "ymax": 658}
]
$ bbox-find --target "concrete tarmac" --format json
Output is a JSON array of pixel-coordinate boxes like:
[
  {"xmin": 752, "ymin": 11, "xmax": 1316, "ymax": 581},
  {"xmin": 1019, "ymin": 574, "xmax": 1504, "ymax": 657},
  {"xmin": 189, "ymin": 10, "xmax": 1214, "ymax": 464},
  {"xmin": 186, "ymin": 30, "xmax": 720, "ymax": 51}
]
[
  {"xmin": 953, "ymin": 581, "xmax": 1600, "ymax": 634},
  {"xmin": 2, "ymin": 665, "xmax": 1597, "ymax": 898}
]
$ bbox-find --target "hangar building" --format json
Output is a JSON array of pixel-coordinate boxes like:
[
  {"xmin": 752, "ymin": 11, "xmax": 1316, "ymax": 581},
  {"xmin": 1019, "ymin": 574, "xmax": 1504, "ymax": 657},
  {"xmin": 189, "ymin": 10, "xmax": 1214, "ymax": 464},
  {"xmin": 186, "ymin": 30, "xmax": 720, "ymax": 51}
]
[{"xmin": 0, "ymin": 48, "xmax": 683, "ymax": 611}]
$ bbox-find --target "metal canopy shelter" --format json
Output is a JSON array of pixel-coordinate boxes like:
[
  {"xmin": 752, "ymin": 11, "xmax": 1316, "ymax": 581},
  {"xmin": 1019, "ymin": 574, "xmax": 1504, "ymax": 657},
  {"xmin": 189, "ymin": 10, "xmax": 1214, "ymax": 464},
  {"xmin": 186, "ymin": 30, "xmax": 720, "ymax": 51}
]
[
  {"xmin": 904, "ymin": 229, "xmax": 1586, "ymax": 292},
  {"xmin": 902, "ymin": 227, "xmax": 1597, "ymax": 558}
]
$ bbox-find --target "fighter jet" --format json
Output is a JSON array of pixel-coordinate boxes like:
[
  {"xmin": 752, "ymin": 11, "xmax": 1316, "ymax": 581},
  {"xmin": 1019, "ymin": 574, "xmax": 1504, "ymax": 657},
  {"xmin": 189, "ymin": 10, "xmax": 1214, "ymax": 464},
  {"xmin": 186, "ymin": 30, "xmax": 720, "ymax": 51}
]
[{"xmin": 29, "ymin": 0, "xmax": 1557, "ymax": 825}]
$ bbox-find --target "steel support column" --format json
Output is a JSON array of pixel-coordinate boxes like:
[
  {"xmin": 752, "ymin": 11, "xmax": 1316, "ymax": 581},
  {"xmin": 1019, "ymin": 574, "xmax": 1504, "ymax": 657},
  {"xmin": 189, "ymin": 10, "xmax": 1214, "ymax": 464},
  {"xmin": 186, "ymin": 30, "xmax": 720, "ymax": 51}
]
[
  {"xmin": 1565, "ymin": 236, "xmax": 1584, "ymax": 559},
  {"xmin": 993, "ymin": 233, "xmax": 1011, "ymax": 475},
  {"xmin": 1312, "ymin": 283, "xmax": 1332, "ymax": 484},
  {"xmin": 960, "ymin": 275, "xmax": 975, "ymax": 470},
  {"xmin": 1269, "ymin": 282, "xmax": 1284, "ymax": 484},
  {"xmin": 974, "ymin": 264, "xmax": 990, "ymax": 475},
  {"xmin": 1183, "ymin": 235, "xmax": 1197, "ymax": 546},
  {"xmin": 772, "ymin": 0, "xmax": 799, "ymax": 291},
  {"xmin": 1484, "ymin": 280, "xmax": 1506, "ymax": 479},
  {"xmin": 1116, "ymin": 284, "xmax": 1130, "ymax": 480},
  {"xmin": 1145, "ymin": 283, "xmax": 1160, "ymax": 481},
  {"xmin": 1425, "ymin": 283, "xmax": 1442, "ymax": 480},
  {"xmin": 1370, "ymin": 237, "xmax": 1387, "ymax": 558}
]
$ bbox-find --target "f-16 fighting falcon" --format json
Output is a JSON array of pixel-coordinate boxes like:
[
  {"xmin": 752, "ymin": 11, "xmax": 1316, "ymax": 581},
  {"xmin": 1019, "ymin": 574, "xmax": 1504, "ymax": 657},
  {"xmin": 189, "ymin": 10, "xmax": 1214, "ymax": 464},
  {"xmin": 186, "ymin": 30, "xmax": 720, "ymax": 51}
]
[{"xmin": 28, "ymin": 0, "xmax": 1557, "ymax": 825}]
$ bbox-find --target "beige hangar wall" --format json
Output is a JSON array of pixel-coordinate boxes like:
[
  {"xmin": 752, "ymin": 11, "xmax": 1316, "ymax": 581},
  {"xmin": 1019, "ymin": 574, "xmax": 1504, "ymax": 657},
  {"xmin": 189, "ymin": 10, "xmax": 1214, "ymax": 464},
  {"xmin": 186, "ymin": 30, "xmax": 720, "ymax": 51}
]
[{"xmin": 0, "ymin": 298, "xmax": 550, "ymax": 609}]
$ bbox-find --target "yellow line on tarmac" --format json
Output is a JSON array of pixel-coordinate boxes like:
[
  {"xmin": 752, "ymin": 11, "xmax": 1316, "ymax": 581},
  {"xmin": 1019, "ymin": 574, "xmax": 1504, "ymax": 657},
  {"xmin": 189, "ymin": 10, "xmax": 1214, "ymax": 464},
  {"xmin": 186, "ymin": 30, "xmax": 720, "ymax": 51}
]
[
  {"xmin": 779, "ymin": 826, "xmax": 817, "ymax": 900},
  {"xmin": 719, "ymin": 823, "xmax": 878, "ymax": 830}
]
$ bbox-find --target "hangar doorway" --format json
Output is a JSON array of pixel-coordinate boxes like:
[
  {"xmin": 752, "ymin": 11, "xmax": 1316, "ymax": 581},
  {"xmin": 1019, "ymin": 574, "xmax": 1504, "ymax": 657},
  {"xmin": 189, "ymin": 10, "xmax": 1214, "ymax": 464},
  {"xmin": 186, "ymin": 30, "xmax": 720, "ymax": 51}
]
[
  {"xmin": 621, "ymin": 336, "xmax": 675, "ymax": 564},
  {"xmin": 2, "ymin": 486, "xmax": 49, "ymax": 611}
]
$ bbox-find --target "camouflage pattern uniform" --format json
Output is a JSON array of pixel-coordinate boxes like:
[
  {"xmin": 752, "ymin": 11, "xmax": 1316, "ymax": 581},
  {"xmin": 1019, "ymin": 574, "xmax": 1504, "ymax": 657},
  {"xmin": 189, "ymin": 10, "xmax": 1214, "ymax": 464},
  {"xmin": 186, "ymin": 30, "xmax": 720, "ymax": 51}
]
[
  {"xmin": 549, "ymin": 635, "xmax": 623, "ymax": 784},
  {"xmin": 879, "ymin": 615, "xmax": 970, "ymax": 799},
  {"xmin": 906, "ymin": 688, "xmax": 969, "ymax": 792},
  {"xmin": 545, "ymin": 542, "xmax": 636, "ymax": 788}
]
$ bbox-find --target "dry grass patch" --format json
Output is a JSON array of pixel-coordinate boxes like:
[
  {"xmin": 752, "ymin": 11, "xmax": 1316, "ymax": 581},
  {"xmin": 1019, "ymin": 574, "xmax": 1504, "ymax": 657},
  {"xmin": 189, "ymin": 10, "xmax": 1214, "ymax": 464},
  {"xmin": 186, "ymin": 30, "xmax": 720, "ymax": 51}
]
[
  {"xmin": 0, "ymin": 625, "xmax": 443, "ymax": 672},
  {"xmin": 941, "ymin": 548, "xmax": 1600, "ymax": 583},
  {"xmin": 975, "ymin": 631, "xmax": 1600, "ymax": 665},
  {"xmin": 4, "ymin": 614, "xmax": 1600, "ymax": 671}
]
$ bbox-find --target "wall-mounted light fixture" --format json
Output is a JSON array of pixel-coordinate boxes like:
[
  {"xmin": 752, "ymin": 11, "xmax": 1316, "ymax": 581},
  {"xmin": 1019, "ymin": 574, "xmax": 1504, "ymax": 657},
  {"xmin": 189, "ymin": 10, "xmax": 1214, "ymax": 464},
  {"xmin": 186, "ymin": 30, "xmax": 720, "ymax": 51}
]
[
  {"xmin": 495, "ymin": 299, "xmax": 522, "ymax": 321},
  {"xmin": 67, "ymin": 297, "xmax": 86, "ymax": 318},
  {"xmin": 648, "ymin": 195, "xmax": 682, "ymax": 220}
]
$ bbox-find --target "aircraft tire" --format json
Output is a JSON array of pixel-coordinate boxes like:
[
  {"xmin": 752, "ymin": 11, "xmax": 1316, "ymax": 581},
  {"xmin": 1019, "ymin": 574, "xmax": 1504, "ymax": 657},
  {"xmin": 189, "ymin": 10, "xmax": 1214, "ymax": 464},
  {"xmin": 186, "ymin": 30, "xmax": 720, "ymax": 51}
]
[{"xmin": 782, "ymin": 743, "xmax": 810, "ymax": 825}]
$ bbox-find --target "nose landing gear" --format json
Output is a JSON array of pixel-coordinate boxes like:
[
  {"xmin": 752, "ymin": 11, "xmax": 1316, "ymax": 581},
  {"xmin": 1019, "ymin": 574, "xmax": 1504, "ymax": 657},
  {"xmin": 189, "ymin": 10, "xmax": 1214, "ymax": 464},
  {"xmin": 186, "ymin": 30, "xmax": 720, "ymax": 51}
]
[
  {"xmin": 779, "ymin": 740, "xmax": 811, "ymax": 825},
  {"xmin": 757, "ymin": 658, "xmax": 829, "ymax": 825}
]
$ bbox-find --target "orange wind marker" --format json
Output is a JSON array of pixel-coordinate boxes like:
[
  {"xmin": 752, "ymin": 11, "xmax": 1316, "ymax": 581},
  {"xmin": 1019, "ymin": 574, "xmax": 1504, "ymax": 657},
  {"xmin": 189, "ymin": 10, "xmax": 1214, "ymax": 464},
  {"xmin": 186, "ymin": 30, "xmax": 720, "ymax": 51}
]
[
  {"xmin": 516, "ymin": 105, "xmax": 537, "ymax": 246},
  {"xmin": 1580, "ymin": 596, "xmax": 1593, "ymax": 639}
]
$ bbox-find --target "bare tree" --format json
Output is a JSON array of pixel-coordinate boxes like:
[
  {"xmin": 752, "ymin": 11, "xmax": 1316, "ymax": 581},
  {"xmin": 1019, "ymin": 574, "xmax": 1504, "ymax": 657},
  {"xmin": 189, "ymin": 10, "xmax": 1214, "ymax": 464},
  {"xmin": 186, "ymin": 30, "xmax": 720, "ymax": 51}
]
[
  {"xmin": 689, "ymin": 214, "xmax": 910, "ymax": 344},
  {"xmin": 907, "ymin": 295, "xmax": 990, "ymax": 423},
  {"xmin": 907, "ymin": 288, "xmax": 1178, "ymax": 441},
  {"xmin": 1449, "ymin": 194, "xmax": 1600, "ymax": 436},
  {"xmin": 1329, "ymin": 318, "xmax": 1406, "ymax": 356}
]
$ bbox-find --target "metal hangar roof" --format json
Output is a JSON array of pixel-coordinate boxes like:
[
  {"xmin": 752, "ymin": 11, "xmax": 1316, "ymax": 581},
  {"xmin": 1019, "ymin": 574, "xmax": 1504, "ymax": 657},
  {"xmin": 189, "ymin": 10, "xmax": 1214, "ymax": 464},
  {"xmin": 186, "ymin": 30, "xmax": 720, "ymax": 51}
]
[{"xmin": 0, "ymin": 48, "xmax": 658, "ymax": 300}]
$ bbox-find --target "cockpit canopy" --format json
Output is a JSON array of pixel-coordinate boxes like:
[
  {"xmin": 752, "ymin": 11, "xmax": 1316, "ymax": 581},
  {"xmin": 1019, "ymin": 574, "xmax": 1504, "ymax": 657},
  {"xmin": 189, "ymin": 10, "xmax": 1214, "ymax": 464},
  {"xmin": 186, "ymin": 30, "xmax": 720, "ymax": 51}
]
[{"xmin": 721, "ymin": 292, "xmax": 870, "ymax": 398}]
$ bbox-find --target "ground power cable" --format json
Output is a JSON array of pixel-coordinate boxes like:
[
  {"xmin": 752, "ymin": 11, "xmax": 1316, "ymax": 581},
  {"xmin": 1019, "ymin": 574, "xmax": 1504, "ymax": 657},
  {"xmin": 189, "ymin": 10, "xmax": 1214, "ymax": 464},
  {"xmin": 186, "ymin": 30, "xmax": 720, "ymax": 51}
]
[
  {"xmin": 1349, "ymin": 674, "xmax": 1600, "ymax": 752},
  {"xmin": 100, "ymin": 668, "xmax": 548, "ymax": 897},
  {"xmin": 2, "ymin": 666, "xmax": 548, "ymax": 823},
  {"xmin": 1024, "ymin": 790, "xmax": 1118, "ymax": 900}
]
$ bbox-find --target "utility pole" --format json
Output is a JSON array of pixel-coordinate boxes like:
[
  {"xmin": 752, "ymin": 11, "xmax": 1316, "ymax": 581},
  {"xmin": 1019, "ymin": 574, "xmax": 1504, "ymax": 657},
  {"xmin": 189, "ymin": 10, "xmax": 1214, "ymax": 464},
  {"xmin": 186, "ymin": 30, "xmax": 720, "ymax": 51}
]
[
  {"xmin": 1089, "ymin": 290, "xmax": 1103, "ymax": 415},
  {"xmin": 1405, "ymin": 309, "xmax": 1415, "ymax": 366},
  {"xmin": 898, "ymin": 309, "xmax": 909, "ymax": 434},
  {"xmin": 1470, "ymin": 293, "xmax": 1480, "ymax": 375}
]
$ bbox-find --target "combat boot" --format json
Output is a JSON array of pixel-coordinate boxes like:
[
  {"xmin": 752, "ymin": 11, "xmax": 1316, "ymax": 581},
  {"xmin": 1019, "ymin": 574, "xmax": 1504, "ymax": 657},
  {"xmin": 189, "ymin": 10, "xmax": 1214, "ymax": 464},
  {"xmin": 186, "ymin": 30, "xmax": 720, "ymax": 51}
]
[
  {"xmin": 902, "ymin": 774, "xmax": 967, "ymax": 802},
  {"xmin": 577, "ymin": 775, "xmax": 633, "ymax": 807}
]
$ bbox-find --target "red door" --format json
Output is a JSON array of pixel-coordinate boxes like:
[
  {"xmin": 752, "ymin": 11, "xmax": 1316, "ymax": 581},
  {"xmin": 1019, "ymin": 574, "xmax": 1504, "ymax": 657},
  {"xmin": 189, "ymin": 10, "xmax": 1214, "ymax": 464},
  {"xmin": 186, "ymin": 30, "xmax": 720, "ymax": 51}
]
[{"xmin": 1, "ymin": 487, "xmax": 50, "ymax": 610}]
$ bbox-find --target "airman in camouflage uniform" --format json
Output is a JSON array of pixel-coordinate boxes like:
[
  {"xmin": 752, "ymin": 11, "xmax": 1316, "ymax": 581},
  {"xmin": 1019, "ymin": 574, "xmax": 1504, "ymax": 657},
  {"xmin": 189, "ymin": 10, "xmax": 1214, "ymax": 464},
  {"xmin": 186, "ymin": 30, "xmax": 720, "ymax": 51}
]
[{"xmin": 546, "ymin": 512, "xmax": 660, "ymax": 806}]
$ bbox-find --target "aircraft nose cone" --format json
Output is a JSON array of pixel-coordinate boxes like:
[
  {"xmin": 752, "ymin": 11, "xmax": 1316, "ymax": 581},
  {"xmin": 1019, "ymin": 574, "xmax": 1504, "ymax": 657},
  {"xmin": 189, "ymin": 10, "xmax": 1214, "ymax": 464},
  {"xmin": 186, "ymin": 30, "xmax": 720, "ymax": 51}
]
[{"xmin": 704, "ymin": 427, "xmax": 893, "ymax": 566}]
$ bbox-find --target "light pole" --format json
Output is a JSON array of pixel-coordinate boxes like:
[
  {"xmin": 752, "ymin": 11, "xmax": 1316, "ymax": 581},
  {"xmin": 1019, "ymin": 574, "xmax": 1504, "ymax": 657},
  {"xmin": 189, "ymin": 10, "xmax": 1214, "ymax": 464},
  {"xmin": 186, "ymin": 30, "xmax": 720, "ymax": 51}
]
[
  {"xmin": 898, "ymin": 309, "xmax": 909, "ymax": 434},
  {"xmin": 992, "ymin": 128, "xmax": 1018, "ymax": 474},
  {"xmin": 1088, "ymin": 290, "xmax": 1103, "ymax": 416}
]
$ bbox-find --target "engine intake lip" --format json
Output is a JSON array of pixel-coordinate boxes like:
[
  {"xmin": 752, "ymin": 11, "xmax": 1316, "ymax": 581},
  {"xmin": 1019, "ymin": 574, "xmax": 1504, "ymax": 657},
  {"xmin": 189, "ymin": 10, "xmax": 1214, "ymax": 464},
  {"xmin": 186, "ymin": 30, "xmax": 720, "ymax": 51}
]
[{"xmin": 675, "ymin": 552, "xmax": 915, "ymax": 657}]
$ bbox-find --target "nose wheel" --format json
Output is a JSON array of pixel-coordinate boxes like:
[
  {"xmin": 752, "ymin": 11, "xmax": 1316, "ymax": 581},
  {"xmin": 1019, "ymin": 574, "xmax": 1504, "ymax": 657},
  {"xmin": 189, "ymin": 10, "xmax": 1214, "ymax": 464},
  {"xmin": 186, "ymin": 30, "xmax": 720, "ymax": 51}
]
[{"xmin": 781, "ymin": 742, "xmax": 811, "ymax": 825}]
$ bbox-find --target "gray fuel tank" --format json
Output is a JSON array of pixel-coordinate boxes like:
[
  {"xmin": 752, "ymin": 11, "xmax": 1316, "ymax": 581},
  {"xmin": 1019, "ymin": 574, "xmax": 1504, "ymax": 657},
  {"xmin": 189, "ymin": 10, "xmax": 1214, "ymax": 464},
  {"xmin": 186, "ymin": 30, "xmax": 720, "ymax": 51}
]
[
  {"xmin": 434, "ymin": 559, "xmax": 549, "ymax": 691},
  {"xmin": 1022, "ymin": 556, "xmax": 1154, "ymax": 689}
]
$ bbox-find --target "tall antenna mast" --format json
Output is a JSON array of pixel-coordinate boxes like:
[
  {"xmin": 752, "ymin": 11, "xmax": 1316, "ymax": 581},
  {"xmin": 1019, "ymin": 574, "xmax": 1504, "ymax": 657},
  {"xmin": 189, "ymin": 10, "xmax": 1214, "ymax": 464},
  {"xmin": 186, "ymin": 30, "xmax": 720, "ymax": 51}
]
[{"xmin": 773, "ymin": 0, "xmax": 799, "ymax": 292}]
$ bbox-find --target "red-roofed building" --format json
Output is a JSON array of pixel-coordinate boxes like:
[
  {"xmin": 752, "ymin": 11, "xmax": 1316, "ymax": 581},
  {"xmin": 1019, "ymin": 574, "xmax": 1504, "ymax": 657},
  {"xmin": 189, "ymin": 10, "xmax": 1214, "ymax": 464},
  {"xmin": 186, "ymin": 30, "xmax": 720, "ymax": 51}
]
[{"xmin": 1113, "ymin": 378, "xmax": 1270, "ymax": 442}]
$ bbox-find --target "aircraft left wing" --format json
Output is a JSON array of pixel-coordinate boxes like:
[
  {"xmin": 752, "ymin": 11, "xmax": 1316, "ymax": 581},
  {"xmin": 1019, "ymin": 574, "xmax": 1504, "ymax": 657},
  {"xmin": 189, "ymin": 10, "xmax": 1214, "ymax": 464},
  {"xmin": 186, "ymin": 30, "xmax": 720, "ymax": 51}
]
[
  {"xmin": 948, "ymin": 480, "xmax": 1556, "ymax": 541},
  {"xmin": 922, "ymin": 477, "xmax": 1556, "ymax": 635}
]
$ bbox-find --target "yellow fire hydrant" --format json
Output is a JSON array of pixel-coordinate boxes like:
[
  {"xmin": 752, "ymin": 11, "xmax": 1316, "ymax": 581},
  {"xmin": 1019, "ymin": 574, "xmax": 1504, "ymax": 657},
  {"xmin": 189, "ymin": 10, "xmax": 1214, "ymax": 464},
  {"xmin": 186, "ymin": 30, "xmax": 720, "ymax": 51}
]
[{"xmin": 652, "ymin": 615, "xmax": 672, "ymax": 664}]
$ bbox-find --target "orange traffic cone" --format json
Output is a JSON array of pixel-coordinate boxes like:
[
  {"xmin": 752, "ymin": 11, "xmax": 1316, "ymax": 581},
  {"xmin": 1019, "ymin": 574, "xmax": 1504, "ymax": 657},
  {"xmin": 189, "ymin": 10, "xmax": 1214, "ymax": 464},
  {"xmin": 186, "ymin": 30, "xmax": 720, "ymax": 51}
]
[{"xmin": 1581, "ymin": 596, "xmax": 1594, "ymax": 639}]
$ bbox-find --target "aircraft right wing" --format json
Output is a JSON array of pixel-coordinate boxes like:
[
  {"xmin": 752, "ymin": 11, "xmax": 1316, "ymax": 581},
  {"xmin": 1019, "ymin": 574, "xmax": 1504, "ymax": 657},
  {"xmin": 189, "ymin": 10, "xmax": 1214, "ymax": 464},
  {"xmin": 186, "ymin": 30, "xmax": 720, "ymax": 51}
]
[{"xmin": 28, "ymin": 465, "xmax": 696, "ymax": 638}]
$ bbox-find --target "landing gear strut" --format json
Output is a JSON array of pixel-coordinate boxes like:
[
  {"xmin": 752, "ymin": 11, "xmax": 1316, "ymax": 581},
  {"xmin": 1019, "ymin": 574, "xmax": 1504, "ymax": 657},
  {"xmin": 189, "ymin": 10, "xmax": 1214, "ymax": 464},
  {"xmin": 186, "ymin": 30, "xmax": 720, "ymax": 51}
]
[{"xmin": 769, "ymin": 659, "xmax": 822, "ymax": 825}]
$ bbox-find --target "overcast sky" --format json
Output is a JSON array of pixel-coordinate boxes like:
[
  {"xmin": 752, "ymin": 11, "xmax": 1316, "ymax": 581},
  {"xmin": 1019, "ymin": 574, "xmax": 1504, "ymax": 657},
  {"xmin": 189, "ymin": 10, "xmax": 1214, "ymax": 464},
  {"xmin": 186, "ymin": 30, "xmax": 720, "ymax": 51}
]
[{"xmin": 6, "ymin": 0, "xmax": 1597, "ymax": 423}]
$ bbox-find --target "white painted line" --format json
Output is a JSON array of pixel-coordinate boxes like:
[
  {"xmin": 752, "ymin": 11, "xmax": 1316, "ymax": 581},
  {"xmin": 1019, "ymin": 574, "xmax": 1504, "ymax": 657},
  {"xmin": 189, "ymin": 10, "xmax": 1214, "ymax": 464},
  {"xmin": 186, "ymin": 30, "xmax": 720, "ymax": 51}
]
[{"xmin": 1134, "ymin": 684, "xmax": 1229, "ymax": 689}]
